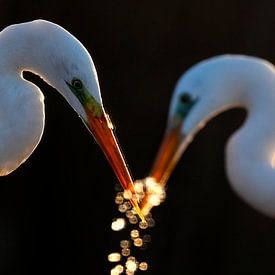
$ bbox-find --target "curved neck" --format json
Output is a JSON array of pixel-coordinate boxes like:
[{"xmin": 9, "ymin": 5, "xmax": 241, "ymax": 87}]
[
  {"xmin": 0, "ymin": 23, "xmax": 55, "ymax": 79},
  {"xmin": 226, "ymin": 74, "xmax": 275, "ymax": 217},
  {"xmin": 233, "ymin": 66, "xmax": 275, "ymax": 161},
  {"xmin": 0, "ymin": 21, "xmax": 91, "ymax": 121}
]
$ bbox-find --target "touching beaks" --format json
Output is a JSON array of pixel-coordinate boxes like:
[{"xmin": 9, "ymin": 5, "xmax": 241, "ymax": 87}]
[{"xmin": 83, "ymin": 102, "xmax": 145, "ymax": 221}]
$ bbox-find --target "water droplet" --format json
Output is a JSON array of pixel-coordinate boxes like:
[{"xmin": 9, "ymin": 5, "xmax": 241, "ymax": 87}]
[
  {"xmin": 111, "ymin": 218, "xmax": 126, "ymax": 231},
  {"xmin": 139, "ymin": 220, "xmax": 148, "ymax": 230},
  {"xmin": 134, "ymin": 180, "xmax": 145, "ymax": 193},
  {"xmin": 126, "ymin": 210, "xmax": 135, "ymax": 219},
  {"xmin": 133, "ymin": 238, "xmax": 143, "ymax": 247},
  {"xmin": 114, "ymin": 264, "xmax": 124, "ymax": 273},
  {"xmin": 125, "ymin": 259, "xmax": 138, "ymax": 272},
  {"xmin": 124, "ymin": 201, "xmax": 132, "ymax": 210},
  {"xmin": 108, "ymin": 252, "xmax": 121, "ymax": 262},
  {"xmin": 120, "ymin": 240, "xmax": 130, "ymax": 248},
  {"xmin": 123, "ymin": 190, "xmax": 132, "ymax": 200},
  {"xmin": 130, "ymin": 229, "xmax": 139, "ymax": 239},
  {"xmin": 121, "ymin": 248, "xmax": 131, "ymax": 257},
  {"xmin": 115, "ymin": 196, "xmax": 124, "ymax": 205},
  {"xmin": 139, "ymin": 261, "xmax": 148, "ymax": 271},
  {"xmin": 118, "ymin": 204, "xmax": 127, "ymax": 213},
  {"xmin": 110, "ymin": 268, "xmax": 120, "ymax": 275},
  {"xmin": 129, "ymin": 216, "xmax": 138, "ymax": 224},
  {"xmin": 127, "ymin": 256, "xmax": 136, "ymax": 262}
]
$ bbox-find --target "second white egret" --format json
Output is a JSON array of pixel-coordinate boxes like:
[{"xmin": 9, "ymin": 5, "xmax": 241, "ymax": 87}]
[{"xmin": 141, "ymin": 55, "xmax": 275, "ymax": 218}]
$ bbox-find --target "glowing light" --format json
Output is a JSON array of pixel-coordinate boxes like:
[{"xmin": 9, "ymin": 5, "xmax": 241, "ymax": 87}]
[
  {"xmin": 129, "ymin": 216, "xmax": 138, "ymax": 224},
  {"xmin": 146, "ymin": 177, "xmax": 166, "ymax": 206},
  {"xmin": 123, "ymin": 189, "xmax": 132, "ymax": 200},
  {"xmin": 114, "ymin": 264, "xmax": 124, "ymax": 273},
  {"xmin": 124, "ymin": 201, "xmax": 132, "ymax": 210},
  {"xmin": 148, "ymin": 194, "xmax": 162, "ymax": 206},
  {"xmin": 118, "ymin": 204, "xmax": 127, "ymax": 213},
  {"xmin": 111, "ymin": 218, "xmax": 126, "ymax": 231},
  {"xmin": 120, "ymin": 240, "xmax": 130, "ymax": 248},
  {"xmin": 116, "ymin": 192, "xmax": 124, "ymax": 197},
  {"xmin": 134, "ymin": 180, "xmax": 146, "ymax": 200},
  {"xmin": 110, "ymin": 268, "xmax": 120, "ymax": 275},
  {"xmin": 125, "ymin": 259, "xmax": 138, "ymax": 272},
  {"xmin": 272, "ymin": 154, "xmax": 275, "ymax": 168},
  {"xmin": 109, "ymin": 188, "xmax": 155, "ymax": 274},
  {"xmin": 139, "ymin": 262, "xmax": 148, "ymax": 271},
  {"xmin": 130, "ymin": 229, "xmax": 139, "ymax": 239},
  {"xmin": 115, "ymin": 196, "xmax": 124, "ymax": 204},
  {"xmin": 127, "ymin": 256, "xmax": 136, "ymax": 261},
  {"xmin": 121, "ymin": 248, "xmax": 131, "ymax": 256},
  {"xmin": 133, "ymin": 238, "xmax": 143, "ymax": 247},
  {"xmin": 134, "ymin": 180, "xmax": 145, "ymax": 193},
  {"xmin": 139, "ymin": 220, "xmax": 148, "ymax": 230},
  {"xmin": 131, "ymin": 208, "xmax": 137, "ymax": 214},
  {"xmin": 126, "ymin": 210, "xmax": 135, "ymax": 219},
  {"xmin": 108, "ymin": 252, "xmax": 121, "ymax": 262},
  {"xmin": 138, "ymin": 177, "xmax": 166, "ymax": 216}
]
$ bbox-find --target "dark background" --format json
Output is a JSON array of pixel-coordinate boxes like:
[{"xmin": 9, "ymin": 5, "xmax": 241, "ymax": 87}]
[{"xmin": 1, "ymin": 1, "xmax": 275, "ymax": 274}]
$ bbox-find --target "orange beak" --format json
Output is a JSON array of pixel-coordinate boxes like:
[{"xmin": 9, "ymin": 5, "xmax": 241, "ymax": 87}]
[
  {"xmin": 140, "ymin": 123, "xmax": 186, "ymax": 214},
  {"xmin": 150, "ymin": 124, "xmax": 185, "ymax": 186},
  {"xmin": 84, "ymin": 107, "xmax": 144, "ymax": 220}
]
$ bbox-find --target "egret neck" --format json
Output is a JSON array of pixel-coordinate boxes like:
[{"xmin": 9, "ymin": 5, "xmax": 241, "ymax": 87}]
[
  {"xmin": 141, "ymin": 55, "xmax": 275, "ymax": 218},
  {"xmin": 0, "ymin": 20, "xmax": 143, "ymax": 220}
]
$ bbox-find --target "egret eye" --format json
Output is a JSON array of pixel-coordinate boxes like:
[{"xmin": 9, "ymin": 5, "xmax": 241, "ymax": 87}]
[
  {"xmin": 180, "ymin": 93, "xmax": 192, "ymax": 104},
  {"xmin": 72, "ymin": 79, "xmax": 83, "ymax": 90}
]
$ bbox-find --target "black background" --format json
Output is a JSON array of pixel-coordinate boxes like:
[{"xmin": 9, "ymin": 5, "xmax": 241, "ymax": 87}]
[{"xmin": 1, "ymin": 1, "xmax": 275, "ymax": 274}]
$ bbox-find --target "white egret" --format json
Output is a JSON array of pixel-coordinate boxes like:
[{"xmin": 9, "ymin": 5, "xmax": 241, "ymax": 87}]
[
  {"xmin": 141, "ymin": 55, "xmax": 275, "ymax": 218},
  {"xmin": 0, "ymin": 19, "xmax": 143, "ymax": 218}
]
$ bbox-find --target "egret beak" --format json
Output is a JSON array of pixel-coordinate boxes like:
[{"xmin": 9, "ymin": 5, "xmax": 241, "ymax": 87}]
[
  {"xmin": 140, "ymin": 122, "xmax": 187, "ymax": 215},
  {"xmin": 65, "ymin": 80, "xmax": 144, "ymax": 220},
  {"xmin": 84, "ymin": 106, "xmax": 144, "ymax": 221},
  {"xmin": 147, "ymin": 96, "xmax": 198, "ymax": 187},
  {"xmin": 150, "ymin": 124, "xmax": 185, "ymax": 186}
]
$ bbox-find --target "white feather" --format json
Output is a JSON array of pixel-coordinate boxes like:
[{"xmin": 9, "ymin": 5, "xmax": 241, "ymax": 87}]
[
  {"xmin": 170, "ymin": 55, "xmax": 275, "ymax": 217},
  {"xmin": 0, "ymin": 20, "xmax": 102, "ymax": 174}
]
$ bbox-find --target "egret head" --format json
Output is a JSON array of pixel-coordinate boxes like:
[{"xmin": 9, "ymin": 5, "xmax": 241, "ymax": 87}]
[
  {"xmin": 8, "ymin": 20, "xmax": 139, "ymax": 202},
  {"xmin": 42, "ymin": 20, "xmax": 136, "ymax": 196},
  {"xmin": 149, "ymin": 55, "xmax": 247, "ymax": 186}
]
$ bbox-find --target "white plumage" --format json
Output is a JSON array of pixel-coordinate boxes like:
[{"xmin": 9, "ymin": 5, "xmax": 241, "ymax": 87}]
[
  {"xmin": 0, "ymin": 20, "xmax": 143, "ymax": 218},
  {"xmin": 0, "ymin": 19, "xmax": 101, "ymax": 175},
  {"xmin": 143, "ymin": 55, "xmax": 275, "ymax": 218}
]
